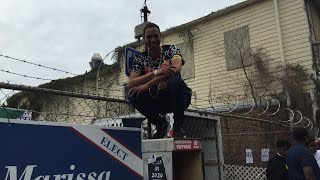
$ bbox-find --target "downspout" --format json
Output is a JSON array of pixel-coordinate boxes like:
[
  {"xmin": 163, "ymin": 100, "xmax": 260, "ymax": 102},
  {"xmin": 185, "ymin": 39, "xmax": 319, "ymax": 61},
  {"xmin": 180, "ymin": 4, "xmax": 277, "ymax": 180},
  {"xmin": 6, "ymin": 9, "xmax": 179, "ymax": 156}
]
[
  {"xmin": 273, "ymin": 0, "xmax": 286, "ymax": 64},
  {"xmin": 304, "ymin": 0, "xmax": 320, "ymax": 133},
  {"xmin": 273, "ymin": 0, "xmax": 295, "ymax": 130},
  {"xmin": 273, "ymin": 0, "xmax": 292, "ymax": 108}
]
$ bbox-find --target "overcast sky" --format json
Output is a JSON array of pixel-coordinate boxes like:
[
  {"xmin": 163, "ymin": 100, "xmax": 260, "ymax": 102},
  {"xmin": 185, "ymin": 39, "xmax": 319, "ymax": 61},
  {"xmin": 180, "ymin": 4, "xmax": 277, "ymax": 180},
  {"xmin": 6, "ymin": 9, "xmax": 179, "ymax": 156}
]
[{"xmin": 0, "ymin": 0, "xmax": 245, "ymax": 95}]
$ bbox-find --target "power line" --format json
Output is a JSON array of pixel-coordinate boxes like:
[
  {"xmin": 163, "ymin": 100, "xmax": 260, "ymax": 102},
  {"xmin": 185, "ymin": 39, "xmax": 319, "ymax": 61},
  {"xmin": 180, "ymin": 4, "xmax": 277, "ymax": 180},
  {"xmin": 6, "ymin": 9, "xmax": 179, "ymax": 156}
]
[
  {"xmin": 0, "ymin": 52, "xmax": 123, "ymax": 92},
  {"xmin": 0, "ymin": 69, "xmax": 124, "ymax": 93},
  {"xmin": 0, "ymin": 69, "xmax": 53, "ymax": 81},
  {"xmin": 0, "ymin": 54, "xmax": 79, "ymax": 76}
]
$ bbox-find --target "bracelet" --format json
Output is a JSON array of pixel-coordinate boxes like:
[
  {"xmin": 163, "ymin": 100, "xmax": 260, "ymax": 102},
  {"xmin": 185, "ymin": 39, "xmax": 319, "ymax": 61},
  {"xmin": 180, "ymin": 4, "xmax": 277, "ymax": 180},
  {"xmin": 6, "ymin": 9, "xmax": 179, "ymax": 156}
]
[{"xmin": 153, "ymin": 69, "xmax": 158, "ymax": 77}]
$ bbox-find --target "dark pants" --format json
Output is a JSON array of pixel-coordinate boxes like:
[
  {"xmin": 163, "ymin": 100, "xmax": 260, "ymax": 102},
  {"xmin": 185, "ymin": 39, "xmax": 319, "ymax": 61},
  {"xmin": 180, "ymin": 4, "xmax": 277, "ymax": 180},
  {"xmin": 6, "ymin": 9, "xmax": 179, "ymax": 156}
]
[{"xmin": 128, "ymin": 76, "xmax": 191, "ymax": 129}]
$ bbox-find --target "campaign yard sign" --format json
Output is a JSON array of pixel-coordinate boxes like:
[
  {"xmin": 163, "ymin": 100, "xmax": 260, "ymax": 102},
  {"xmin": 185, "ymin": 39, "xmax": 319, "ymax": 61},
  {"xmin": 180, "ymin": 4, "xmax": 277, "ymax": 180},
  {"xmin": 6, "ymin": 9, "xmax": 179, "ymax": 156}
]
[{"xmin": 0, "ymin": 118, "xmax": 143, "ymax": 180}]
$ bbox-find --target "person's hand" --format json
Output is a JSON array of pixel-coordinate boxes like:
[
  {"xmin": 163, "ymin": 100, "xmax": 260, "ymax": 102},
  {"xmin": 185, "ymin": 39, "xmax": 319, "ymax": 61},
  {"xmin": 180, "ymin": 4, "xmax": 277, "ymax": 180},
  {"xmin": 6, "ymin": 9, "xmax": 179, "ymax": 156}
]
[
  {"xmin": 168, "ymin": 65, "xmax": 178, "ymax": 74},
  {"xmin": 158, "ymin": 65, "xmax": 175, "ymax": 77},
  {"xmin": 128, "ymin": 84, "xmax": 149, "ymax": 97}
]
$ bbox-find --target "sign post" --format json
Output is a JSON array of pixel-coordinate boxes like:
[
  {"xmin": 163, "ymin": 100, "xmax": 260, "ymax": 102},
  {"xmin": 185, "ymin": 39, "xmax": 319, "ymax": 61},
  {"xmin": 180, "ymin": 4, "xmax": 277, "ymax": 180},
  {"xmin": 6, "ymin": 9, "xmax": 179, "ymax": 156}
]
[{"xmin": 125, "ymin": 47, "xmax": 141, "ymax": 77}]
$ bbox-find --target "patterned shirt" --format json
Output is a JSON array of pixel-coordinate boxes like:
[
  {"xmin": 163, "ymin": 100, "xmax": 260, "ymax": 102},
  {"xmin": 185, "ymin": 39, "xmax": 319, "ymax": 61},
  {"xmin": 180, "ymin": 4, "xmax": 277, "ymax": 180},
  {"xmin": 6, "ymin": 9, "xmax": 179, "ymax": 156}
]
[{"xmin": 131, "ymin": 45, "xmax": 183, "ymax": 76}]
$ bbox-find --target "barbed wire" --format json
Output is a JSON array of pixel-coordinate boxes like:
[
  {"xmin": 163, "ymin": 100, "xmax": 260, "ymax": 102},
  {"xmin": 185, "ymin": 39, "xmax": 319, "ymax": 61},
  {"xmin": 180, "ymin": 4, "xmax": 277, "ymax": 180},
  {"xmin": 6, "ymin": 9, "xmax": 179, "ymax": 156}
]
[
  {"xmin": 0, "ymin": 52, "xmax": 122, "ymax": 92},
  {"xmin": 190, "ymin": 98, "xmax": 316, "ymax": 130},
  {"xmin": 0, "ymin": 54, "xmax": 78, "ymax": 76},
  {"xmin": 221, "ymin": 130, "xmax": 291, "ymax": 136},
  {"xmin": 0, "ymin": 50, "xmax": 126, "ymax": 95},
  {"xmin": 0, "ymin": 69, "xmax": 53, "ymax": 81},
  {"xmin": 0, "ymin": 81, "xmax": 316, "ymax": 132},
  {"xmin": 0, "ymin": 82, "xmax": 127, "ymax": 102},
  {"xmin": 0, "ymin": 68, "xmax": 125, "ymax": 94}
]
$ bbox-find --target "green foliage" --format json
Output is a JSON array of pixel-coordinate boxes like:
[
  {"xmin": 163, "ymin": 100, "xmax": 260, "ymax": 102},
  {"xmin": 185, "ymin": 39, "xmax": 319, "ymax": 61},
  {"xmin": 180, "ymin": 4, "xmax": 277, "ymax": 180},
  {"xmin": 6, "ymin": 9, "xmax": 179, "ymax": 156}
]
[
  {"xmin": 6, "ymin": 59, "xmax": 121, "ymax": 117},
  {"xmin": 111, "ymin": 46, "xmax": 124, "ymax": 64},
  {"xmin": 312, "ymin": 76, "xmax": 320, "ymax": 107},
  {"xmin": 39, "ymin": 62, "xmax": 120, "ymax": 91},
  {"xmin": 270, "ymin": 91, "xmax": 288, "ymax": 108},
  {"xmin": 312, "ymin": 44, "xmax": 320, "ymax": 107},
  {"xmin": 177, "ymin": 28, "xmax": 198, "ymax": 52},
  {"xmin": 281, "ymin": 64, "xmax": 310, "ymax": 110},
  {"xmin": 6, "ymin": 92, "xmax": 26, "ymax": 108},
  {"xmin": 6, "ymin": 91, "xmax": 44, "ymax": 119},
  {"xmin": 241, "ymin": 46, "xmax": 310, "ymax": 111}
]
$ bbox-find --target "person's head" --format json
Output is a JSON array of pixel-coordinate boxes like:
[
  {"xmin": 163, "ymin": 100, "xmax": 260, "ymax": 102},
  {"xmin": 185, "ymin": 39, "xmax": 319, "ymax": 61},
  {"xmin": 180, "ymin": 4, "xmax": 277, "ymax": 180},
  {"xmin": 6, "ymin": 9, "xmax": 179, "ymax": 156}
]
[
  {"xmin": 306, "ymin": 137, "xmax": 317, "ymax": 153},
  {"xmin": 143, "ymin": 23, "xmax": 161, "ymax": 51},
  {"xmin": 276, "ymin": 139, "xmax": 291, "ymax": 157},
  {"xmin": 293, "ymin": 127, "xmax": 309, "ymax": 143}
]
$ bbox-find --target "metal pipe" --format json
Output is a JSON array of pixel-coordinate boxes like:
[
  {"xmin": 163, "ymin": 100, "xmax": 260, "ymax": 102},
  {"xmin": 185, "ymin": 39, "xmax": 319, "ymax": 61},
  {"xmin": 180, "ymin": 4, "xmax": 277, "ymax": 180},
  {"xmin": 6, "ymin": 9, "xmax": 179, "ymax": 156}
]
[
  {"xmin": 0, "ymin": 82, "xmax": 128, "ymax": 103},
  {"xmin": 274, "ymin": 0, "xmax": 285, "ymax": 64}
]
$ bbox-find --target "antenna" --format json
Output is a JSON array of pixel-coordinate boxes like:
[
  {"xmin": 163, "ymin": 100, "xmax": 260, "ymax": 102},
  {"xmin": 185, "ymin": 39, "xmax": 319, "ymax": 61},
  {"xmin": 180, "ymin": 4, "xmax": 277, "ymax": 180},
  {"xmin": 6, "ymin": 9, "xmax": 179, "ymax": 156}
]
[{"xmin": 134, "ymin": 1, "xmax": 151, "ymax": 40}]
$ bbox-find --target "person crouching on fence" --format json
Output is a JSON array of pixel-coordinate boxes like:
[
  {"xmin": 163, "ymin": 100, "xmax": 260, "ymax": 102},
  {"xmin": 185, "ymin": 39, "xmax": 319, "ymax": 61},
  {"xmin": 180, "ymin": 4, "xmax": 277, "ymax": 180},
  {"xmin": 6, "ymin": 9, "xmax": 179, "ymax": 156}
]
[{"xmin": 128, "ymin": 22, "xmax": 192, "ymax": 139}]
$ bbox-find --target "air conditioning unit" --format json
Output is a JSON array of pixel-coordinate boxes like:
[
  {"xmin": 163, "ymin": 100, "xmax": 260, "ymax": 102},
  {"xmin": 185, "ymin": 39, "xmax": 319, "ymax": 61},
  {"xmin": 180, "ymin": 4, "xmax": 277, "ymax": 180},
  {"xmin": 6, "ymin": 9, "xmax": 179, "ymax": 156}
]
[{"xmin": 134, "ymin": 22, "xmax": 150, "ymax": 39}]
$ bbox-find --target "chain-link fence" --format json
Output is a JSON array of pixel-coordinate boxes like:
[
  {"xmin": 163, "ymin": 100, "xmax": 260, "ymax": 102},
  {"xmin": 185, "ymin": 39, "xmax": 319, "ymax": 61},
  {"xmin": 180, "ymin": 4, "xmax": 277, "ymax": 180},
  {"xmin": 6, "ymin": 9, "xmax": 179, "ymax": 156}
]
[
  {"xmin": 0, "ymin": 83, "xmax": 224, "ymax": 179},
  {"xmin": 0, "ymin": 82, "xmax": 304, "ymax": 180},
  {"xmin": 185, "ymin": 109, "xmax": 294, "ymax": 180},
  {"xmin": 218, "ymin": 108, "xmax": 293, "ymax": 180},
  {"xmin": 0, "ymin": 83, "xmax": 133, "ymax": 124}
]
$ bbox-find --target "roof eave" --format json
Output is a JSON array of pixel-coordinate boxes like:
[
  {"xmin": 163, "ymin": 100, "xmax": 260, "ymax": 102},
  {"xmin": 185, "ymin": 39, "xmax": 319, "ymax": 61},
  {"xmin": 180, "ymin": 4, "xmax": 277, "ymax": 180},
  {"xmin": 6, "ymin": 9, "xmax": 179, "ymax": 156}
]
[{"xmin": 125, "ymin": 0, "xmax": 265, "ymax": 48}]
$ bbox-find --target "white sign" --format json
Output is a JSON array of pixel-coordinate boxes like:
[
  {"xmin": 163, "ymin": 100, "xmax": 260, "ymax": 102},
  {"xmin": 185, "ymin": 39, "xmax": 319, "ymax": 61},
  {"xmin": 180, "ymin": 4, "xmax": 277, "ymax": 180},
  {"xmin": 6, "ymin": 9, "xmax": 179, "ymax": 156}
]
[
  {"xmin": 20, "ymin": 110, "xmax": 32, "ymax": 120},
  {"xmin": 73, "ymin": 125, "xmax": 143, "ymax": 176},
  {"xmin": 261, "ymin": 148, "xmax": 270, "ymax": 162},
  {"xmin": 246, "ymin": 149, "xmax": 254, "ymax": 164}
]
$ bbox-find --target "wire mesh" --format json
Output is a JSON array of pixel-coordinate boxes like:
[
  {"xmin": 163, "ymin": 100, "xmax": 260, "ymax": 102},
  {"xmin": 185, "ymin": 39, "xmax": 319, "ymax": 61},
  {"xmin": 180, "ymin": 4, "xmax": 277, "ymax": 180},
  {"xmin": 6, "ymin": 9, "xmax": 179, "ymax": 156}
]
[
  {"xmin": 0, "ymin": 84, "xmax": 303, "ymax": 180},
  {"xmin": 220, "ymin": 111, "xmax": 292, "ymax": 180},
  {"xmin": 1, "ymin": 90, "xmax": 134, "ymax": 125}
]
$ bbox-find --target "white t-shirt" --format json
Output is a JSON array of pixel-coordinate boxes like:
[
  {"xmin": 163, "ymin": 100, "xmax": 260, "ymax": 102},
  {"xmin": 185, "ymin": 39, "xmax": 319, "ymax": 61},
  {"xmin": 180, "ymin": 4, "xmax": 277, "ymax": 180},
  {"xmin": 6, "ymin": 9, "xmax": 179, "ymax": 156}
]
[{"xmin": 314, "ymin": 150, "xmax": 320, "ymax": 167}]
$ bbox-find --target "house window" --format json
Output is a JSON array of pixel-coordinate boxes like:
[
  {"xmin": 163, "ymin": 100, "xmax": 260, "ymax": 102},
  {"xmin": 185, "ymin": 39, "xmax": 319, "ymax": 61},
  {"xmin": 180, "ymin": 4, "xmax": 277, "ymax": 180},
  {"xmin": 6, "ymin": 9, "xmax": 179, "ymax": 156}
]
[
  {"xmin": 224, "ymin": 25, "xmax": 251, "ymax": 70},
  {"xmin": 177, "ymin": 42, "xmax": 195, "ymax": 80}
]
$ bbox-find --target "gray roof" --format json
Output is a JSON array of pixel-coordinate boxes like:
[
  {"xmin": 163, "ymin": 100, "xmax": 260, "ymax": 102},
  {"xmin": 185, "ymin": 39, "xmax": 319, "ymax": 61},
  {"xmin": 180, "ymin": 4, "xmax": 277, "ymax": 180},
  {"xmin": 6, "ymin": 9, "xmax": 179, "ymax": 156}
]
[{"xmin": 125, "ymin": 0, "xmax": 265, "ymax": 48}]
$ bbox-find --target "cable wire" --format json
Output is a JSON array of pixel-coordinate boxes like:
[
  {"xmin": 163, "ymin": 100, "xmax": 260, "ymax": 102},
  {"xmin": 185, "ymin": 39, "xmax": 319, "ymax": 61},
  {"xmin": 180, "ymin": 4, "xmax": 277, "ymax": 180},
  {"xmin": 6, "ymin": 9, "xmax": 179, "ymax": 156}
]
[
  {"xmin": 0, "ymin": 54, "xmax": 78, "ymax": 76},
  {"xmin": 0, "ymin": 69, "xmax": 53, "ymax": 81},
  {"xmin": 0, "ymin": 68, "xmax": 124, "ymax": 93}
]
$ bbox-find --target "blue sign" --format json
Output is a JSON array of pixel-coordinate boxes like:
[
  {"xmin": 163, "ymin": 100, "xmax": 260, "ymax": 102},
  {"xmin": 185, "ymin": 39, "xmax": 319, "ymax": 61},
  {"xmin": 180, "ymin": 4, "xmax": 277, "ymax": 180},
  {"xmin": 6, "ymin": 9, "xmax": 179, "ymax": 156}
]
[
  {"xmin": 0, "ymin": 118, "xmax": 143, "ymax": 180},
  {"xmin": 125, "ymin": 47, "xmax": 142, "ymax": 77}
]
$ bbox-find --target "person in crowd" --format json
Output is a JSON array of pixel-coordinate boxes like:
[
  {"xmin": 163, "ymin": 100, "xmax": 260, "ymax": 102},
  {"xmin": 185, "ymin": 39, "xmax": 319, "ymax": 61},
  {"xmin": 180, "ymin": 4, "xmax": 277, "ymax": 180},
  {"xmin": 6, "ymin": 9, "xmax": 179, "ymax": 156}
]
[
  {"xmin": 286, "ymin": 127, "xmax": 320, "ymax": 180},
  {"xmin": 307, "ymin": 138, "xmax": 320, "ymax": 168},
  {"xmin": 266, "ymin": 139, "xmax": 291, "ymax": 180}
]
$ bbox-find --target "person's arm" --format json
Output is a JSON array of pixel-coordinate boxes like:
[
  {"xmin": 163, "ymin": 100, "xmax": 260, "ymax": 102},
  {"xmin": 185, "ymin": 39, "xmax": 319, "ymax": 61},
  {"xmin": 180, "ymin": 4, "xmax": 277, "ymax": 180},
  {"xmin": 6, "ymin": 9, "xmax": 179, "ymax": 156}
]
[
  {"xmin": 128, "ymin": 71, "xmax": 154, "ymax": 90},
  {"xmin": 171, "ymin": 55, "xmax": 183, "ymax": 74},
  {"xmin": 301, "ymin": 150, "xmax": 317, "ymax": 180},
  {"xmin": 128, "ymin": 67, "xmax": 175, "ymax": 90},
  {"xmin": 145, "ymin": 74, "xmax": 167, "ymax": 87},
  {"xmin": 303, "ymin": 166, "xmax": 316, "ymax": 180},
  {"xmin": 128, "ymin": 71, "xmax": 174, "ymax": 97},
  {"xmin": 127, "ymin": 55, "xmax": 152, "ymax": 90}
]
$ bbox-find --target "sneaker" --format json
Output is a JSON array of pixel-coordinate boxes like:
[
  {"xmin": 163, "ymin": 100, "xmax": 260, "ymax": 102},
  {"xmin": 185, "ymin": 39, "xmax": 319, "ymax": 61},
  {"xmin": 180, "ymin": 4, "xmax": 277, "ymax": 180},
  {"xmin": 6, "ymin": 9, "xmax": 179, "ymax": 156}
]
[
  {"xmin": 173, "ymin": 128, "xmax": 186, "ymax": 138},
  {"xmin": 152, "ymin": 121, "xmax": 169, "ymax": 139}
]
